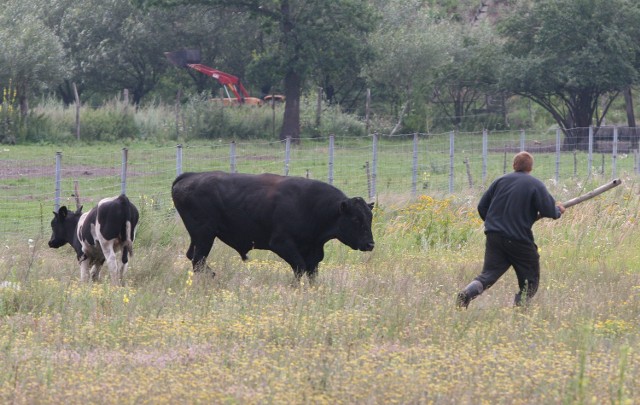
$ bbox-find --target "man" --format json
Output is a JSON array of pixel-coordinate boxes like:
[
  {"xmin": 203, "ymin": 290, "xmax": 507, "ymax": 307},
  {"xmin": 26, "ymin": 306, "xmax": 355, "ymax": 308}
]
[{"xmin": 456, "ymin": 151, "xmax": 565, "ymax": 308}]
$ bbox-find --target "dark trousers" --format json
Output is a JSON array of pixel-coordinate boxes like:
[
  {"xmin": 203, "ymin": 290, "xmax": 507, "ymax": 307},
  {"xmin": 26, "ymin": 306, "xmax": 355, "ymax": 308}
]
[{"xmin": 476, "ymin": 233, "xmax": 540, "ymax": 304}]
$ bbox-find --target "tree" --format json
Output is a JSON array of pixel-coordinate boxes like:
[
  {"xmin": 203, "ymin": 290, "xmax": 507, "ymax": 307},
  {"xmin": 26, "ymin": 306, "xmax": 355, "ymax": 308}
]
[
  {"xmin": 50, "ymin": 0, "xmax": 187, "ymax": 105},
  {"xmin": 162, "ymin": 8, "xmax": 265, "ymax": 99},
  {"xmin": 430, "ymin": 22, "xmax": 504, "ymax": 130},
  {"xmin": 365, "ymin": 0, "xmax": 453, "ymax": 135},
  {"xmin": 0, "ymin": 0, "xmax": 68, "ymax": 116},
  {"xmin": 497, "ymin": 0, "xmax": 640, "ymax": 148},
  {"xmin": 136, "ymin": 0, "xmax": 377, "ymax": 142}
]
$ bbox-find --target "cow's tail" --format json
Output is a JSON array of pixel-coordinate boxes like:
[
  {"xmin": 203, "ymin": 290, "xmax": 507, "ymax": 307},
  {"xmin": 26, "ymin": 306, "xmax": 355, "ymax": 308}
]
[{"xmin": 119, "ymin": 194, "xmax": 135, "ymax": 259}]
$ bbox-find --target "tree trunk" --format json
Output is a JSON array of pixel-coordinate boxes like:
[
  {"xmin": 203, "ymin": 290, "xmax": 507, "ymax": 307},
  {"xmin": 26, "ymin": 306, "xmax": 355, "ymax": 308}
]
[
  {"xmin": 624, "ymin": 87, "xmax": 636, "ymax": 127},
  {"xmin": 561, "ymin": 91, "xmax": 597, "ymax": 150},
  {"xmin": 624, "ymin": 86, "xmax": 638, "ymax": 149},
  {"xmin": 280, "ymin": 70, "xmax": 301, "ymax": 143},
  {"xmin": 389, "ymin": 85, "xmax": 412, "ymax": 136},
  {"xmin": 278, "ymin": 0, "xmax": 300, "ymax": 143},
  {"xmin": 18, "ymin": 81, "xmax": 29, "ymax": 118}
]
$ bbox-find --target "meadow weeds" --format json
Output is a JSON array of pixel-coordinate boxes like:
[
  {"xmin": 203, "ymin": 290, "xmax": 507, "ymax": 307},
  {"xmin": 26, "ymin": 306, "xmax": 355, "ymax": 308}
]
[{"xmin": 0, "ymin": 179, "xmax": 638, "ymax": 404}]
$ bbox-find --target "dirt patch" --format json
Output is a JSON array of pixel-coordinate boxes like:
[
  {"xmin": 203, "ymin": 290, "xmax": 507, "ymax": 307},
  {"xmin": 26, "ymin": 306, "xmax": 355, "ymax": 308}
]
[
  {"xmin": 0, "ymin": 162, "xmax": 155, "ymax": 180},
  {"xmin": 240, "ymin": 154, "xmax": 279, "ymax": 161},
  {"xmin": 0, "ymin": 161, "xmax": 57, "ymax": 180}
]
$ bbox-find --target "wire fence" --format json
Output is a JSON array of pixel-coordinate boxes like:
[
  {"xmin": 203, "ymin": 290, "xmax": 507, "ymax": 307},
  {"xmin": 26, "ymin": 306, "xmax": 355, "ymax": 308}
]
[{"xmin": 2, "ymin": 126, "xmax": 638, "ymax": 240}]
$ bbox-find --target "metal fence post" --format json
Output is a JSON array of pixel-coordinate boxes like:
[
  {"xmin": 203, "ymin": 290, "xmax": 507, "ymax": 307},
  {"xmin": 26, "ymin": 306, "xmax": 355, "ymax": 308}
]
[
  {"xmin": 449, "ymin": 130, "xmax": 455, "ymax": 193},
  {"xmin": 371, "ymin": 133, "xmax": 378, "ymax": 200},
  {"xmin": 555, "ymin": 129, "xmax": 561, "ymax": 183},
  {"xmin": 230, "ymin": 141, "xmax": 237, "ymax": 173},
  {"xmin": 613, "ymin": 126, "xmax": 618, "ymax": 179},
  {"xmin": 176, "ymin": 144, "xmax": 183, "ymax": 177},
  {"xmin": 328, "ymin": 135, "xmax": 334, "ymax": 185},
  {"xmin": 121, "ymin": 147, "xmax": 128, "ymax": 195},
  {"xmin": 411, "ymin": 133, "xmax": 418, "ymax": 197},
  {"xmin": 54, "ymin": 152, "xmax": 62, "ymax": 211},
  {"xmin": 588, "ymin": 126, "xmax": 593, "ymax": 178},
  {"xmin": 284, "ymin": 137, "xmax": 291, "ymax": 176},
  {"xmin": 482, "ymin": 128, "xmax": 488, "ymax": 187},
  {"xmin": 520, "ymin": 129, "xmax": 526, "ymax": 151}
]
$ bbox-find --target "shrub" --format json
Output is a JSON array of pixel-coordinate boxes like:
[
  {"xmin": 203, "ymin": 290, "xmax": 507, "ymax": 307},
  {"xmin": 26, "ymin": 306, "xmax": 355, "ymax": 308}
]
[
  {"xmin": 382, "ymin": 195, "xmax": 482, "ymax": 250},
  {"xmin": 77, "ymin": 107, "xmax": 138, "ymax": 142},
  {"xmin": 0, "ymin": 82, "xmax": 19, "ymax": 144},
  {"xmin": 300, "ymin": 103, "xmax": 366, "ymax": 138},
  {"xmin": 180, "ymin": 95, "xmax": 284, "ymax": 140}
]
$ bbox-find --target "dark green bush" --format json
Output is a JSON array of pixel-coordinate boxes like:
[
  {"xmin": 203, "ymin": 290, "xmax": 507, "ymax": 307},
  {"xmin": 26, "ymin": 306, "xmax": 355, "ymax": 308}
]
[
  {"xmin": 77, "ymin": 108, "xmax": 138, "ymax": 142},
  {"xmin": 181, "ymin": 96, "xmax": 283, "ymax": 140}
]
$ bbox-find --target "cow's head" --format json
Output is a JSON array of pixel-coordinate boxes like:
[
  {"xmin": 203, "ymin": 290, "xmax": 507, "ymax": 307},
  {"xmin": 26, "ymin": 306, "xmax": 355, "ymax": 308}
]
[
  {"xmin": 336, "ymin": 197, "xmax": 375, "ymax": 252},
  {"xmin": 48, "ymin": 206, "xmax": 82, "ymax": 249}
]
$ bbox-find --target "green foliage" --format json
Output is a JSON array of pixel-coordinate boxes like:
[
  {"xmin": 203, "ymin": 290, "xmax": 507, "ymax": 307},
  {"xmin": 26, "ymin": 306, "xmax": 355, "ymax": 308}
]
[
  {"xmin": 0, "ymin": 0, "xmax": 69, "ymax": 115},
  {"xmin": 498, "ymin": 0, "xmax": 640, "ymax": 132},
  {"xmin": 0, "ymin": 85, "xmax": 53, "ymax": 144},
  {"xmin": 133, "ymin": 101, "xmax": 178, "ymax": 142},
  {"xmin": 29, "ymin": 96, "xmax": 79, "ymax": 143},
  {"xmin": 20, "ymin": 113, "xmax": 55, "ymax": 143},
  {"xmin": 78, "ymin": 108, "xmax": 138, "ymax": 142},
  {"xmin": 5, "ymin": 0, "xmax": 640, "ymax": 142},
  {"xmin": 366, "ymin": 1, "xmax": 452, "ymax": 105},
  {"xmin": 299, "ymin": 102, "xmax": 366, "ymax": 138},
  {"xmin": 179, "ymin": 96, "xmax": 284, "ymax": 140},
  {"xmin": 135, "ymin": 0, "xmax": 378, "ymax": 140},
  {"xmin": 380, "ymin": 195, "xmax": 482, "ymax": 251},
  {"xmin": 0, "ymin": 284, "xmax": 21, "ymax": 316},
  {"xmin": 158, "ymin": 95, "xmax": 367, "ymax": 141},
  {"xmin": 0, "ymin": 82, "xmax": 19, "ymax": 144}
]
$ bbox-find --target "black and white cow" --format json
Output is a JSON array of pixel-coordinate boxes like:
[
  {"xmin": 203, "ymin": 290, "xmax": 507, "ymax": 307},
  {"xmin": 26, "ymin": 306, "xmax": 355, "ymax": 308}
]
[
  {"xmin": 48, "ymin": 194, "xmax": 139, "ymax": 286},
  {"xmin": 171, "ymin": 171, "xmax": 375, "ymax": 282}
]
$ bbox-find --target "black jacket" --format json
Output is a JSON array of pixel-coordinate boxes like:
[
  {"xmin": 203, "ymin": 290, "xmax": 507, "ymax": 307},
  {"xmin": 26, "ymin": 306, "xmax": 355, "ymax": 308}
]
[{"xmin": 478, "ymin": 171, "xmax": 562, "ymax": 243}]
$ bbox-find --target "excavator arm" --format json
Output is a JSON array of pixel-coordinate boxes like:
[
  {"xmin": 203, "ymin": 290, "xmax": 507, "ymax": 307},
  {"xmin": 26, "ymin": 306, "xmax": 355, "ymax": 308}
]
[
  {"xmin": 186, "ymin": 63, "xmax": 250, "ymax": 102},
  {"xmin": 165, "ymin": 49, "xmax": 282, "ymax": 106}
]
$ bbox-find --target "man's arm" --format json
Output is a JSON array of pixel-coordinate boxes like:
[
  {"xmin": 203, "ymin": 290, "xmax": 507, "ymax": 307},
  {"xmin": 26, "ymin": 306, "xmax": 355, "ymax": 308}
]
[
  {"xmin": 477, "ymin": 186, "xmax": 494, "ymax": 221},
  {"xmin": 535, "ymin": 184, "xmax": 563, "ymax": 219}
]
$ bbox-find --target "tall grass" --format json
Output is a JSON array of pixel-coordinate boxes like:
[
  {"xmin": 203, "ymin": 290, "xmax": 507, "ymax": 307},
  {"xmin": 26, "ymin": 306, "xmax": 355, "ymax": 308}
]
[
  {"xmin": 0, "ymin": 181, "xmax": 637, "ymax": 403},
  {"xmin": 25, "ymin": 96, "xmax": 368, "ymax": 144}
]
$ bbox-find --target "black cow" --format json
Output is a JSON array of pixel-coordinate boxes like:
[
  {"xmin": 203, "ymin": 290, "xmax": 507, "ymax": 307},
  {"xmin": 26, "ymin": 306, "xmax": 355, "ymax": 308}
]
[
  {"xmin": 48, "ymin": 194, "xmax": 139, "ymax": 286},
  {"xmin": 171, "ymin": 171, "xmax": 375, "ymax": 281}
]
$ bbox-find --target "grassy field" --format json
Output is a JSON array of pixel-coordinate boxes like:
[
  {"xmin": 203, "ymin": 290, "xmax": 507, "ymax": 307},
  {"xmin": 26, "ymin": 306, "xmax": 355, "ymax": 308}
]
[
  {"xmin": 0, "ymin": 158, "xmax": 638, "ymax": 403},
  {"xmin": 2, "ymin": 135, "xmax": 637, "ymax": 238}
]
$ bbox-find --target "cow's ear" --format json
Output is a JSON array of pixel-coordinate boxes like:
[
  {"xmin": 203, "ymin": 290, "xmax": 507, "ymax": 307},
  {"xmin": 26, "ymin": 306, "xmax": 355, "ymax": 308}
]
[
  {"xmin": 75, "ymin": 205, "xmax": 83, "ymax": 215},
  {"xmin": 58, "ymin": 206, "xmax": 68, "ymax": 219},
  {"xmin": 368, "ymin": 202, "xmax": 375, "ymax": 210},
  {"xmin": 340, "ymin": 200, "xmax": 349, "ymax": 213}
]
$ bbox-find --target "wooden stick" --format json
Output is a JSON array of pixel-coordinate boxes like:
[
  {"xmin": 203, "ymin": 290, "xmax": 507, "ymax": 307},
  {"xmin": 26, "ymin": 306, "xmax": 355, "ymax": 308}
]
[
  {"xmin": 561, "ymin": 179, "xmax": 622, "ymax": 208},
  {"xmin": 73, "ymin": 180, "xmax": 82, "ymax": 211}
]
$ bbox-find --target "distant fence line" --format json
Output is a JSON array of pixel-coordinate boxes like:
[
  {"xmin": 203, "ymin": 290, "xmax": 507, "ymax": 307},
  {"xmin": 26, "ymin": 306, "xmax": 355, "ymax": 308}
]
[
  {"xmin": 51, "ymin": 127, "xmax": 640, "ymax": 211},
  {"xmin": 2, "ymin": 127, "xmax": 639, "ymax": 239}
]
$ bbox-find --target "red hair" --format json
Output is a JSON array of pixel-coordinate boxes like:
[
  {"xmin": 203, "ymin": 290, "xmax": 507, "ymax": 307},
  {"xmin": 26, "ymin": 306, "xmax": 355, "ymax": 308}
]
[{"xmin": 513, "ymin": 152, "xmax": 533, "ymax": 172}]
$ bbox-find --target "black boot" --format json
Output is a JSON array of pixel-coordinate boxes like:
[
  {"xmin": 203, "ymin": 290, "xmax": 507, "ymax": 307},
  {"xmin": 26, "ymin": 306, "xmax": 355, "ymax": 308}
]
[
  {"xmin": 514, "ymin": 280, "xmax": 538, "ymax": 307},
  {"xmin": 514, "ymin": 291, "xmax": 531, "ymax": 307},
  {"xmin": 456, "ymin": 280, "xmax": 483, "ymax": 309}
]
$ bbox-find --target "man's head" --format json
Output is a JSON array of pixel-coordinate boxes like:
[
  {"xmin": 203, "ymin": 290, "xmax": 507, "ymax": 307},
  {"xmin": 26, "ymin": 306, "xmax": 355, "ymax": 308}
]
[{"xmin": 513, "ymin": 151, "xmax": 534, "ymax": 173}]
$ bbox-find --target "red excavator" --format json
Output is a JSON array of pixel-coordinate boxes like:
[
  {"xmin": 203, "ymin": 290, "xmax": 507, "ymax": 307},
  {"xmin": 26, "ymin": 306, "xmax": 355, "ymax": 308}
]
[{"xmin": 165, "ymin": 49, "xmax": 283, "ymax": 106}]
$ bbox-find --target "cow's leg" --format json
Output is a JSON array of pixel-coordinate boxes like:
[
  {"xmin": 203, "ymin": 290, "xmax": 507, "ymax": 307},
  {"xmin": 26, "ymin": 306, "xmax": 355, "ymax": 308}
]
[
  {"xmin": 186, "ymin": 242, "xmax": 195, "ymax": 261},
  {"xmin": 79, "ymin": 259, "xmax": 91, "ymax": 283},
  {"xmin": 91, "ymin": 263, "xmax": 102, "ymax": 282},
  {"xmin": 191, "ymin": 238, "xmax": 215, "ymax": 276},
  {"xmin": 120, "ymin": 248, "xmax": 131, "ymax": 286},
  {"xmin": 269, "ymin": 235, "xmax": 307, "ymax": 281},
  {"xmin": 304, "ymin": 246, "xmax": 325, "ymax": 284},
  {"xmin": 100, "ymin": 239, "xmax": 121, "ymax": 286}
]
